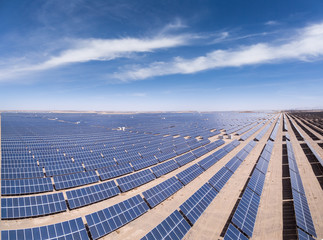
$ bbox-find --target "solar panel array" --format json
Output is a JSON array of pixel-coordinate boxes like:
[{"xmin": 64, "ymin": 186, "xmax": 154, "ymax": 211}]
[{"xmin": 4, "ymin": 112, "xmax": 306, "ymax": 240}]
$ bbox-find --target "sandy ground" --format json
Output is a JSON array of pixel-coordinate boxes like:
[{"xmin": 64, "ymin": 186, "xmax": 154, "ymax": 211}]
[{"xmin": 0, "ymin": 113, "xmax": 322, "ymax": 240}]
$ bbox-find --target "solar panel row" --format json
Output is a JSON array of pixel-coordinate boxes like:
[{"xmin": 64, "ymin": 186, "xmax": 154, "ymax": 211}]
[
  {"xmin": 1, "ymin": 192, "xmax": 67, "ymax": 219},
  {"xmin": 85, "ymin": 195, "xmax": 149, "ymax": 240}
]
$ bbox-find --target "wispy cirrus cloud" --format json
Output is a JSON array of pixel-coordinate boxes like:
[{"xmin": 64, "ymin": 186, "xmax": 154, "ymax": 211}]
[
  {"xmin": 0, "ymin": 33, "xmax": 192, "ymax": 82},
  {"xmin": 113, "ymin": 22, "xmax": 323, "ymax": 81}
]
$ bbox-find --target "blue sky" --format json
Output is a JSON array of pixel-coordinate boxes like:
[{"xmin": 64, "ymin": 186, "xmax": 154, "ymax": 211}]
[{"xmin": 1, "ymin": 0, "xmax": 323, "ymax": 111}]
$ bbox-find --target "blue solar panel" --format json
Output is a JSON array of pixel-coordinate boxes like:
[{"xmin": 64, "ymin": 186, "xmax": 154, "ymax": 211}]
[
  {"xmin": 255, "ymin": 156, "xmax": 269, "ymax": 174},
  {"xmin": 45, "ymin": 164, "xmax": 84, "ymax": 176},
  {"xmin": 132, "ymin": 157, "xmax": 159, "ymax": 171},
  {"xmin": 1, "ymin": 192, "xmax": 67, "ymax": 219},
  {"xmin": 142, "ymin": 177, "xmax": 183, "ymax": 208},
  {"xmin": 235, "ymin": 149, "xmax": 249, "ymax": 161},
  {"xmin": 225, "ymin": 157, "xmax": 242, "ymax": 173},
  {"xmin": 292, "ymin": 189, "xmax": 317, "ymax": 237},
  {"xmin": 98, "ymin": 163, "xmax": 133, "ymax": 180},
  {"xmin": 175, "ymin": 152, "xmax": 196, "ymax": 167},
  {"xmin": 86, "ymin": 195, "xmax": 149, "ymax": 240},
  {"xmin": 232, "ymin": 187, "xmax": 260, "ymax": 237},
  {"xmin": 208, "ymin": 167, "xmax": 233, "ymax": 192},
  {"xmin": 1, "ymin": 217, "xmax": 89, "ymax": 240},
  {"xmin": 176, "ymin": 164, "xmax": 204, "ymax": 185},
  {"xmin": 151, "ymin": 160, "xmax": 179, "ymax": 178},
  {"xmin": 198, "ymin": 155, "xmax": 217, "ymax": 170},
  {"xmin": 66, "ymin": 180, "xmax": 120, "ymax": 209},
  {"xmin": 179, "ymin": 183, "xmax": 218, "ymax": 224},
  {"xmin": 141, "ymin": 210, "xmax": 191, "ymax": 240},
  {"xmin": 53, "ymin": 171, "xmax": 99, "ymax": 190},
  {"xmin": 289, "ymin": 170, "xmax": 305, "ymax": 195},
  {"xmin": 192, "ymin": 146, "xmax": 209, "ymax": 158},
  {"xmin": 297, "ymin": 228, "xmax": 315, "ymax": 240},
  {"xmin": 116, "ymin": 169, "xmax": 156, "ymax": 192},
  {"xmin": 1, "ymin": 167, "xmax": 44, "ymax": 180},
  {"xmin": 223, "ymin": 223, "xmax": 248, "ymax": 240},
  {"xmin": 247, "ymin": 169, "xmax": 265, "ymax": 196},
  {"xmin": 155, "ymin": 151, "xmax": 177, "ymax": 162},
  {"xmin": 1, "ymin": 178, "xmax": 53, "ymax": 196}
]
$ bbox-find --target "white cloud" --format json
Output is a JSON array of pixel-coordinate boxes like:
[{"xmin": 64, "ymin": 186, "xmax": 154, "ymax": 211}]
[
  {"xmin": 113, "ymin": 22, "xmax": 323, "ymax": 81},
  {"xmin": 0, "ymin": 34, "xmax": 191, "ymax": 81},
  {"xmin": 265, "ymin": 20, "xmax": 279, "ymax": 26}
]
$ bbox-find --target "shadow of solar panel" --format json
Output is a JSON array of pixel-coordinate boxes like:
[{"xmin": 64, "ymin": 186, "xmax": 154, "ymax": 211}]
[
  {"xmin": 179, "ymin": 183, "xmax": 218, "ymax": 225},
  {"xmin": 247, "ymin": 169, "xmax": 265, "ymax": 196},
  {"xmin": 132, "ymin": 157, "xmax": 159, "ymax": 171},
  {"xmin": 53, "ymin": 171, "xmax": 99, "ymax": 190},
  {"xmin": 223, "ymin": 223, "xmax": 248, "ymax": 240},
  {"xmin": 66, "ymin": 180, "xmax": 120, "ymax": 209},
  {"xmin": 116, "ymin": 169, "xmax": 156, "ymax": 192},
  {"xmin": 292, "ymin": 189, "xmax": 317, "ymax": 237},
  {"xmin": 1, "ymin": 192, "xmax": 67, "ymax": 219},
  {"xmin": 151, "ymin": 160, "xmax": 179, "ymax": 178},
  {"xmin": 232, "ymin": 187, "xmax": 260, "ymax": 237},
  {"xmin": 86, "ymin": 195, "xmax": 149, "ymax": 240},
  {"xmin": 141, "ymin": 210, "xmax": 191, "ymax": 240},
  {"xmin": 1, "ymin": 178, "xmax": 53, "ymax": 196},
  {"xmin": 1, "ymin": 217, "xmax": 88, "ymax": 240},
  {"xmin": 208, "ymin": 167, "xmax": 233, "ymax": 192},
  {"xmin": 98, "ymin": 163, "xmax": 133, "ymax": 180},
  {"xmin": 142, "ymin": 177, "xmax": 183, "ymax": 208},
  {"xmin": 176, "ymin": 164, "xmax": 204, "ymax": 185},
  {"xmin": 297, "ymin": 228, "xmax": 315, "ymax": 240},
  {"xmin": 175, "ymin": 152, "xmax": 196, "ymax": 167}
]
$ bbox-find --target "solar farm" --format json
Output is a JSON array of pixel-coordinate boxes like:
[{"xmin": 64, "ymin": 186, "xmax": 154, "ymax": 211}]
[{"xmin": 0, "ymin": 111, "xmax": 322, "ymax": 240}]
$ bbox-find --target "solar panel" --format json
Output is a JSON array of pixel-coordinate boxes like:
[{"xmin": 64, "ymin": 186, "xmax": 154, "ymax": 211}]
[
  {"xmin": 231, "ymin": 187, "xmax": 260, "ymax": 237},
  {"xmin": 225, "ymin": 157, "xmax": 242, "ymax": 173},
  {"xmin": 289, "ymin": 170, "xmax": 305, "ymax": 195},
  {"xmin": 1, "ymin": 192, "xmax": 67, "ymax": 219},
  {"xmin": 141, "ymin": 210, "xmax": 191, "ymax": 240},
  {"xmin": 179, "ymin": 183, "xmax": 218, "ymax": 224},
  {"xmin": 297, "ymin": 228, "xmax": 315, "ymax": 240},
  {"xmin": 53, "ymin": 171, "xmax": 99, "ymax": 190},
  {"xmin": 151, "ymin": 160, "xmax": 179, "ymax": 178},
  {"xmin": 45, "ymin": 164, "xmax": 84, "ymax": 177},
  {"xmin": 116, "ymin": 169, "xmax": 156, "ymax": 192},
  {"xmin": 98, "ymin": 163, "xmax": 133, "ymax": 180},
  {"xmin": 66, "ymin": 180, "xmax": 120, "ymax": 209},
  {"xmin": 1, "ymin": 217, "xmax": 88, "ymax": 240},
  {"xmin": 208, "ymin": 167, "xmax": 233, "ymax": 192},
  {"xmin": 255, "ymin": 156, "xmax": 269, "ymax": 174},
  {"xmin": 247, "ymin": 169, "xmax": 265, "ymax": 196},
  {"xmin": 1, "ymin": 167, "xmax": 44, "ymax": 180},
  {"xmin": 176, "ymin": 164, "xmax": 204, "ymax": 185},
  {"xmin": 155, "ymin": 151, "xmax": 177, "ymax": 162},
  {"xmin": 85, "ymin": 195, "xmax": 149, "ymax": 240},
  {"xmin": 132, "ymin": 157, "xmax": 159, "ymax": 171},
  {"xmin": 198, "ymin": 155, "xmax": 217, "ymax": 170},
  {"xmin": 192, "ymin": 147, "xmax": 209, "ymax": 158},
  {"xmin": 142, "ymin": 177, "xmax": 183, "ymax": 208},
  {"xmin": 235, "ymin": 149, "xmax": 249, "ymax": 161},
  {"xmin": 292, "ymin": 189, "xmax": 317, "ymax": 237},
  {"xmin": 175, "ymin": 152, "xmax": 196, "ymax": 167},
  {"xmin": 1, "ymin": 178, "xmax": 53, "ymax": 196},
  {"xmin": 223, "ymin": 223, "xmax": 248, "ymax": 240}
]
